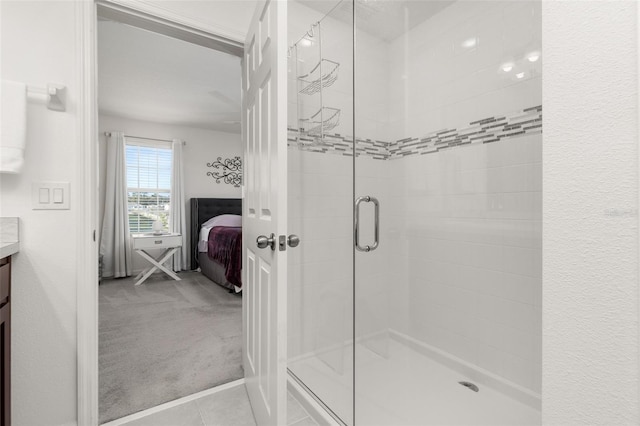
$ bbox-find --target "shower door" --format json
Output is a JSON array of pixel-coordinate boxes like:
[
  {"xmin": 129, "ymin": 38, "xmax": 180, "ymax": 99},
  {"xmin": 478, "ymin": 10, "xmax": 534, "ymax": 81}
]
[
  {"xmin": 353, "ymin": 1, "xmax": 542, "ymax": 425},
  {"xmin": 287, "ymin": 1, "xmax": 355, "ymax": 424},
  {"xmin": 287, "ymin": 1, "xmax": 541, "ymax": 425}
]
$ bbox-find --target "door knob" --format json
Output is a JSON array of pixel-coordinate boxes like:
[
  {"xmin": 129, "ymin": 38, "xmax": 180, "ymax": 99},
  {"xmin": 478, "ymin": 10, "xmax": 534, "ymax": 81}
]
[
  {"xmin": 287, "ymin": 234, "xmax": 300, "ymax": 248},
  {"xmin": 256, "ymin": 233, "xmax": 276, "ymax": 250}
]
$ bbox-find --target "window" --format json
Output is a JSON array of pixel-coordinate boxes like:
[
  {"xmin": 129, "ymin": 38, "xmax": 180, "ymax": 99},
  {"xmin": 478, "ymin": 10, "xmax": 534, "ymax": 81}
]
[{"xmin": 125, "ymin": 141, "xmax": 172, "ymax": 233}]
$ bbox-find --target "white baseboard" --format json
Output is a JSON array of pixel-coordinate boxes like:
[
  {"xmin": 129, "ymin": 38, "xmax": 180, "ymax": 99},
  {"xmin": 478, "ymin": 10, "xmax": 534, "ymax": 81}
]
[
  {"xmin": 287, "ymin": 372, "xmax": 343, "ymax": 426},
  {"xmin": 100, "ymin": 379, "xmax": 245, "ymax": 426},
  {"xmin": 388, "ymin": 329, "xmax": 542, "ymax": 411}
]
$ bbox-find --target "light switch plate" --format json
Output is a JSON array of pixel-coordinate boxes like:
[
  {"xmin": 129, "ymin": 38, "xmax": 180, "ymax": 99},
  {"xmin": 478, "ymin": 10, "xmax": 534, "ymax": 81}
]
[
  {"xmin": 32, "ymin": 182, "xmax": 70, "ymax": 210},
  {"xmin": 53, "ymin": 188, "xmax": 63, "ymax": 203},
  {"xmin": 39, "ymin": 188, "xmax": 50, "ymax": 204}
]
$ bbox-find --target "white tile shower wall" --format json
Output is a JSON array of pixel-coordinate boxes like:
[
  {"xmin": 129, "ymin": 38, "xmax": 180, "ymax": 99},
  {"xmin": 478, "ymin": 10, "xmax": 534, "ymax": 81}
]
[
  {"xmin": 354, "ymin": 158, "xmax": 395, "ymax": 356},
  {"xmin": 287, "ymin": 150, "xmax": 396, "ymax": 360},
  {"xmin": 387, "ymin": 1, "xmax": 542, "ymax": 141},
  {"xmin": 289, "ymin": 0, "xmax": 542, "ymax": 144},
  {"xmin": 287, "ymin": 149, "xmax": 354, "ymax": 363},
  {"xmin": 372, "ymin": 0, "xmax": 541, "ymax": 395},
  {"xmin": 388, "ymin": 134, "xmax": 542, "ymax": 393},
  {"xmin": 287, "ymin": 148, "xmax": 393, "ymax": 426},
  {"xmin": 287, "ymin": 150, "xmax": 357, "ymax": 426}
]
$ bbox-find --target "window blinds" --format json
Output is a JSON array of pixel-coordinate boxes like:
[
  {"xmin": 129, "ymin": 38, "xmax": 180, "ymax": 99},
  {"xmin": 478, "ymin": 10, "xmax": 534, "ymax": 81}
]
[{"xmin": 125, "ymin": 143, "xmax": 173, "ymax": 233}]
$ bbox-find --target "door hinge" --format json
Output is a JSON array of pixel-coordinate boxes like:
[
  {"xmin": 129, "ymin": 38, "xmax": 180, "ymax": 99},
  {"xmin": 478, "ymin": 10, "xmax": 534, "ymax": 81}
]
[{"xmin": 93, "ymin": 230, "xmax": 96, "ymax": 242}]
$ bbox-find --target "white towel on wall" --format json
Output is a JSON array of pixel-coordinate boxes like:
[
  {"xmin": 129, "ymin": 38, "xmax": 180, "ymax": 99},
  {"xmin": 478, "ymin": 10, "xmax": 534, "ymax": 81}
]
[{"xmin": 0, "ymin": 80, "xmax": 27, "ymax": 173}]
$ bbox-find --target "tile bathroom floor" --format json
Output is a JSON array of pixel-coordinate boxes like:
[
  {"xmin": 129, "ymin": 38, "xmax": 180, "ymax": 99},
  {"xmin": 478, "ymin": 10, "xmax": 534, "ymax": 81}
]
[{"xmin": 116, "ymin": 383, "xmax": 318, "ymax": 426}]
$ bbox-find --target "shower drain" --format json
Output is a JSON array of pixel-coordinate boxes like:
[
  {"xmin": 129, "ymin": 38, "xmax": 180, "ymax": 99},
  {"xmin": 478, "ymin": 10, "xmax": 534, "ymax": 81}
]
[{"xmin": 458, "ymin": 381, "xmax": 479, "ymax": 392}]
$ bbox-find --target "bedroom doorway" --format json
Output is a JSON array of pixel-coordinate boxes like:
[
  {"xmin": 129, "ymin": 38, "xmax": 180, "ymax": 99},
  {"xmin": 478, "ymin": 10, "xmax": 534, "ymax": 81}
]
[{"xmin": 96, "ymin": 5, "xmax": 247, "ymax": 423}]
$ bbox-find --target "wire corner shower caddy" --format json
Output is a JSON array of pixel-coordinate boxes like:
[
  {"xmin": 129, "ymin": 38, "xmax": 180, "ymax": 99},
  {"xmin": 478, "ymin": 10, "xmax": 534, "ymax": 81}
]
[{"xmin": 291, "ymin": 21, "xmax": 342, "ymax": 140}]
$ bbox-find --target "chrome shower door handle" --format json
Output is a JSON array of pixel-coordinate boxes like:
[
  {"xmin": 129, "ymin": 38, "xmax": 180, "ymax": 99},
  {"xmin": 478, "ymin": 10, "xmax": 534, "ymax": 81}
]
[
  {"xmin": 355, "ymin": 196, "xmax": 380, "ymax": 252},
  {"xmin": 371, "ymin": 196, "xmax": 379, "ymax": 251}
]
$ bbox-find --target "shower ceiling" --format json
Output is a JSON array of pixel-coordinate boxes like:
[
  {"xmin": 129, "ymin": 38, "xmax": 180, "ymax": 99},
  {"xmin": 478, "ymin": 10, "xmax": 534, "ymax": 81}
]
[{"xmin": 297, "ymin": 0, "xmax": 455, "ymax": 42}]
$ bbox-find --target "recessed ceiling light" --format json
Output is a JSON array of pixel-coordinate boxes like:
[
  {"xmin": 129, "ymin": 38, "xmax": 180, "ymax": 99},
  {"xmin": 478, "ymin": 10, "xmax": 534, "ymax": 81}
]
[
  {"xmin": 501, "ymin": 63, "xmax": 514, "ymax": 72},
  {"xmin": 516, "ymin": 72, "xmax": 525, "ymax": 79},
  {"xmin": 299, "ymin": 38, "xmax": 313, "ymax": 47},
  {"xmin": 527, "ymin": 51, "xmax": 541, "ymax": 62},
  {"xmin": 461, "ymin": 38, "xmax": 477, "ymax": 49}
]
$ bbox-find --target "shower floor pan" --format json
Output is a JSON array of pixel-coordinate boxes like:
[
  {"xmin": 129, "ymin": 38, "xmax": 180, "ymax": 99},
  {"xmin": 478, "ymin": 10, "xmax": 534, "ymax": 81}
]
[{"xmin": 289, "ymin": 336, "xmax": 541, "ymax": 425}]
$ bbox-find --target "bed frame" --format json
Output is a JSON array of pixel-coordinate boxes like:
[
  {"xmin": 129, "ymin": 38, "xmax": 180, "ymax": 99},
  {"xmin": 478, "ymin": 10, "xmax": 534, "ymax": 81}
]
[{"xmin": 189, "ymin": 198, "xmax": 242, "ymax": 270}]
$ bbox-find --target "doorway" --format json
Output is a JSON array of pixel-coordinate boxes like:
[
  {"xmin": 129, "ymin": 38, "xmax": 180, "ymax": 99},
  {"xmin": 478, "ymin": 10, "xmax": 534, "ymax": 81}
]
[{"xmin": 96, "ymin": 6, "xmax": 245, "ymax": 423}]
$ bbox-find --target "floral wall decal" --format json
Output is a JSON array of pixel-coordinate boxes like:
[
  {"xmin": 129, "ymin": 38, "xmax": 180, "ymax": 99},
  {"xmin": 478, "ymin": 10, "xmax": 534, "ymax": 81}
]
[{"xmin": 207, "ymin": 156, "xmax": 242, "ymax": 187}]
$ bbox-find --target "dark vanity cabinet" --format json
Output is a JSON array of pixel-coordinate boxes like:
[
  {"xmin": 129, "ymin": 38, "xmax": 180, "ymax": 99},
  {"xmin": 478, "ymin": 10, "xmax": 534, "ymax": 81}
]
[{"xmin": 0, "ymin": 256, "xmax": 10, "ymax": 426}]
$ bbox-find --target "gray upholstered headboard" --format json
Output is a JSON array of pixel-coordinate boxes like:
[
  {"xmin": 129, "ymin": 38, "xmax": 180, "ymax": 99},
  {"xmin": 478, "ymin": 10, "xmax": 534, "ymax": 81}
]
[{"xmin": 190, "ymin": 198, "xmax": 242, "ymax": 270}]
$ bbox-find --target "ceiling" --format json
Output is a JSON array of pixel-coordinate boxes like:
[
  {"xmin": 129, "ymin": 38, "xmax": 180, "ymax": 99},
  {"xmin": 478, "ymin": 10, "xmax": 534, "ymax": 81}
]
[
  {"xmin": 298, "ymin": 0, "xmax": 455, "ymax": 42},
  {"xmin": 98, "ymin": 19, "xmax": 242, "ymax": 134},
  {"xmin": 146, "ymin": 0, "xmax": 257, "ymax": 43}
]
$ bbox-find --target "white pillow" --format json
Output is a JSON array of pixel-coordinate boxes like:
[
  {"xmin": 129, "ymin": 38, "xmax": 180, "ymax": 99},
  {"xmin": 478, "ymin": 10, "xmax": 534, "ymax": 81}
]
[
  {"xmin": 198, "ymin": 214, "xmax": 242, "ymax": 252},
  {"xmin": 202, "ymin": 214, "xmax": 242, "ymax": 228}
]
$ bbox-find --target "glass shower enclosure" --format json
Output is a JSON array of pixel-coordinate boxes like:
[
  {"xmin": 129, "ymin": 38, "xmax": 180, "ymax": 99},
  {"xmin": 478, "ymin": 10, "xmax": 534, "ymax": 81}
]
[{"xmin": 288, "ymin": 1, "xmax": 542, "ymax": 425}]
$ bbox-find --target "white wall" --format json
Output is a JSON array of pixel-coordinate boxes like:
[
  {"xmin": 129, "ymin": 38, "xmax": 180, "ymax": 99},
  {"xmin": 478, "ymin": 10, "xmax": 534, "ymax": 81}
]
[
  {"xmin": 98, "ymin": 114, "xmax": 241, "ymax": 273},
  {"xmin": 0, "ymin": 2, "xmax": 79, "ymax": 425},
  {"xmin": 542, "ymin": 1, "xmax": 639, "ymax": 424}
]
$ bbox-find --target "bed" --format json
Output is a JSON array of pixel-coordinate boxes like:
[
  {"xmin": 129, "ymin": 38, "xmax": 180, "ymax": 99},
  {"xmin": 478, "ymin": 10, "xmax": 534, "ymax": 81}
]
[{"xmin": 190, "ymin": 198, "xmax": 242, "ymax": 291}]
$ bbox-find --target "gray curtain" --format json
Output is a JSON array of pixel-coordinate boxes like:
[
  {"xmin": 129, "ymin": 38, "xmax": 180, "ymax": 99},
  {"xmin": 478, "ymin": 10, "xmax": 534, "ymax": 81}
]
[
  {"xmin": 100, "ymin": 131, "xmax": 132, "ymax": 278},
  {"xmin": 170, "ymin": 139, "xmax": 187, "ymax": 271}
]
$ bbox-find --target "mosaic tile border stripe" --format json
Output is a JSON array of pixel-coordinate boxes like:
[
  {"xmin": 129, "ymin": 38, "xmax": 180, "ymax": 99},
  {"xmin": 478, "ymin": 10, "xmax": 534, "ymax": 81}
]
[
  {"xmin": 287, "ymin": 132, "xmax": 389, "ymax": 159},
  {"xmin": 389, "ymin": 105, "xmax": 542, "ymax": 159},
  {"xmin": 288, "ymin": 105, "xmax": 542, "ymax": 160}
]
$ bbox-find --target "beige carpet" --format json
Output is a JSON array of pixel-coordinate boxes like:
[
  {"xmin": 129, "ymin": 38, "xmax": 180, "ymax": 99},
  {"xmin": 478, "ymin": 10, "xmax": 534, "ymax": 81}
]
[{"xmin": 99, "ymin": 271, "xmax": 243, "ymax": 423}]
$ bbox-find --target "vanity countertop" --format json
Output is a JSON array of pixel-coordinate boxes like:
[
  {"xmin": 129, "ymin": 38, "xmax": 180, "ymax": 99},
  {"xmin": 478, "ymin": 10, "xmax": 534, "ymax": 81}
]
[
  {"xmin": 0, "ymin": 242, "xmax": 19, "ymax": 259},
  {"xmin": 0, "ymin": 217, "xmax": 19, "ymax": 258}
]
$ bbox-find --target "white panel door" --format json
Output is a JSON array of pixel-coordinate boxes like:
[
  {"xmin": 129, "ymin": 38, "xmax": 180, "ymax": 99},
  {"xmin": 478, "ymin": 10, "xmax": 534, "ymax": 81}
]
[{"xmin": 242, "ymin": 1, "xmax": 287, "ymax": 425}]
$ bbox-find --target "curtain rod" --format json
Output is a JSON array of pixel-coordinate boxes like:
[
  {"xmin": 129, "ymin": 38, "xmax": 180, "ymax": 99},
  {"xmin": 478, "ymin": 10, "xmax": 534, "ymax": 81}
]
[{"xmin": 104, "ymin": 132, "xmax": 186, "ymax": 145}]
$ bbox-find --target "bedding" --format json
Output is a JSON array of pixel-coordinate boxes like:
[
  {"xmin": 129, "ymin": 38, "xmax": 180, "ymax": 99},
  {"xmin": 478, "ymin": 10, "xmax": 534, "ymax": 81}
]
[
  {"xmin": 206, "ymin": 225, "xmax": 242, "ymax": 288},
  {"xmin": 189, "ymin": 198, "xmax": 242, "ymax": 290},
  {"xmin": 198, "ymin": 214, "xmax": 242, "ymax": 253}
]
